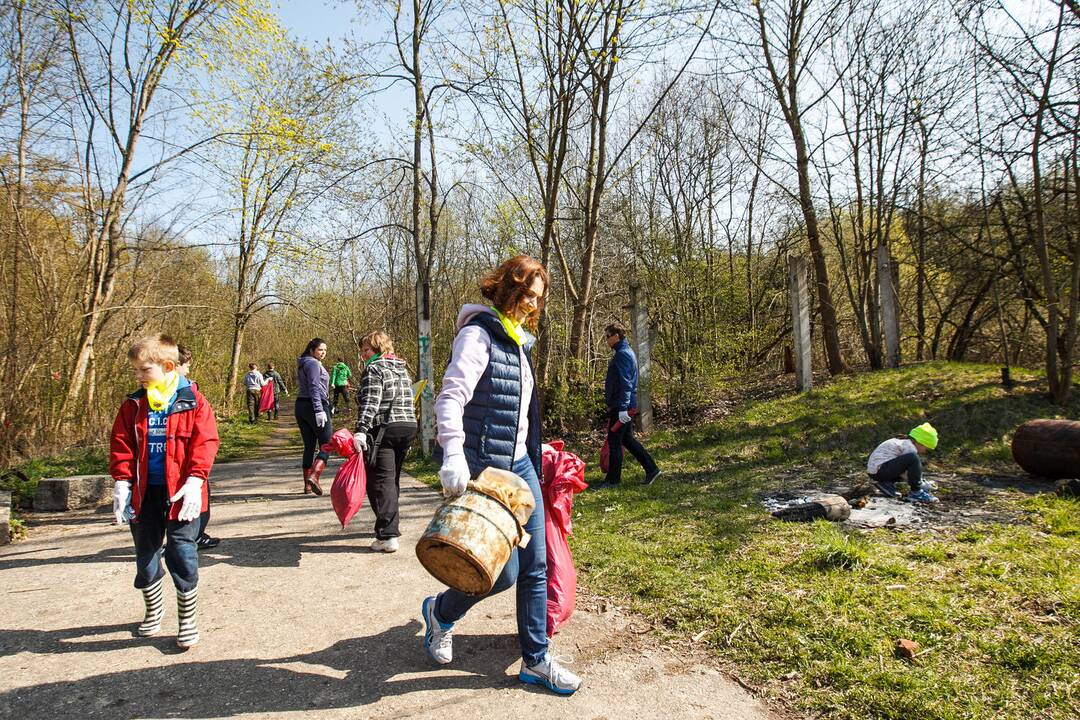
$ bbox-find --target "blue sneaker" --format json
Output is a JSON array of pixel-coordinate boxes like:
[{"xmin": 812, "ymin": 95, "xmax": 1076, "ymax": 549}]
[
  {"xmin": 906, "ymin": 486, "xmax": 939, "ymax": 504},
  {"xmin": 422, "ymin": 595, "xmax": 453, "ymax": 664},
  {"xmin": 874, "ymin": 479, "xmax": 900, "ymax": 498},
  {"xmin": 519, "ymin": 653, "xmax": 582, "ymax": 695}
]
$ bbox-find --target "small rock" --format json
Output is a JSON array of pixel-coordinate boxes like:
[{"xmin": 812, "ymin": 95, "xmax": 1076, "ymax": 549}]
[
  {"xmin": 778, "ymin": 670, "xmax": 800, "ymax": 681},
  {"xmin": 1054, "ymin": 479, "xmax": 1080, "ymax": 498},
  {"xmin": 895, "ymin": 638, "xmax": 919, "ymax": 662}
]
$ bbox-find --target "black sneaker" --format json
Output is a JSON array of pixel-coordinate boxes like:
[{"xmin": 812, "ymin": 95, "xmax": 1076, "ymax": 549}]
[
  {"xmin": 874, "ymin": 479, "xmax": 899, "ymax": 498},
  {"xmin": 196, "ymin": 534, "xmax": 220, "ymax": 550},
  {"xmin": 644, "ymin": 469, "xmax": 662, "ymax": 486},
  {"xmin": 591, "ymin": 480, "xmax": 620, "ymax": 490}
]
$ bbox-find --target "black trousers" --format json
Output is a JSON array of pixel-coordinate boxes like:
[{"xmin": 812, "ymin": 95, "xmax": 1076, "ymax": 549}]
[
  {"xmin": 331, "ymin": 385, "xmax": 349, "ymax": 411},
  {"xmin": 870, "ymin": 452, "xmax": 923, "ymax": 490},
  {"xmin": 604, "ymin": 408, "xmax": 658, "ymax": 484},
  {"xmin": 365, "ymin": 423, "xmax": 418, "ymax": 539},
  {"xmin": 295, "ymin": 397, "xmax": 333, "ymax": 469}
]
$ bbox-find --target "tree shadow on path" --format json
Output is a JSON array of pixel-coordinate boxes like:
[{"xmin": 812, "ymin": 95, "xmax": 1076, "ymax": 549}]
[{"xmin": 0, "ymin": 620, "xmax": 526, "ymax": 719}]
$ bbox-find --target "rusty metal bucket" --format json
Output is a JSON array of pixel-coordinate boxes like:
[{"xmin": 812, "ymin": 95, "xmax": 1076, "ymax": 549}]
[{"xmin": 415, "ymin": 467, "xmax": 535, "ymax": 595}]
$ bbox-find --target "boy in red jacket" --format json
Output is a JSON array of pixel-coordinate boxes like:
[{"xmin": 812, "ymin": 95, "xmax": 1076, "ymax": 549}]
[{"xmin": 110, "ymin": 334, "xmax": 219, "ymax": 649}]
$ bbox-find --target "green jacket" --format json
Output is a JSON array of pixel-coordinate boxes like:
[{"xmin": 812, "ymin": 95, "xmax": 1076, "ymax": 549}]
[{"xmin": 330, "ymin": 362, "xmax": 352, "ymax": 387}]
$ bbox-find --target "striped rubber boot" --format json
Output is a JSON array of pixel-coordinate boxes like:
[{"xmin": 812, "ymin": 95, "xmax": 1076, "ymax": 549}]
[
  {"xmin": 137, "ymin": 577, "xmax": 165, "ymax": 636},
  {"xmin": 176, "ymin": 586, "xmax": 199, "ymax": 648}
]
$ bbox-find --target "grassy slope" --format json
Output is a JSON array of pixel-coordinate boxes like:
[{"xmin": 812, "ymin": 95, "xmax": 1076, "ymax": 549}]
[{"xmin": 569, "ymin": 362, "xmax": 1079, "ymax": 719}]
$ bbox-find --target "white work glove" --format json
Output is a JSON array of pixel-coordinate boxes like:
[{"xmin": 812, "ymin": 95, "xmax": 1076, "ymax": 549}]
[
  {"xmin": 315, "ymin": 410, "xmax": 328, "ymax": 427},
  {"xmin": 169, "ymin": 477, "xmax": 204, "ymax": 523},
  {"xmin": 113, "ymin": 481, "xmax": 135, "ymax": 524},
  {"xmin": 618, "ymin": 410, "xmax": 632, "ymax": 425},
  {"xmin": 438, "ymin": 453, "xmax": 471, "ymax": 498},
  {"xmin": 353, "ymin": 432, "xmax": 368, "ymax": 454}
]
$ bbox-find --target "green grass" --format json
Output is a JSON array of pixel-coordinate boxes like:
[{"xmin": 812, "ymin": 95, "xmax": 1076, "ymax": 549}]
[
  {"xmin": 566, "ymin": 362, "xmax": 1080, "ymax": 719},
  {"xmin": 215, "ymin": 416, "xmax": 276, "ymax": 463}
]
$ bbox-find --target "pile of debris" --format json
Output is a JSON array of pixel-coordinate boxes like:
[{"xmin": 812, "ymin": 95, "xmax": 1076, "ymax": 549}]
[{"xmin": 763, "ymin": 482, "xmax": 930, "ymax": 529}]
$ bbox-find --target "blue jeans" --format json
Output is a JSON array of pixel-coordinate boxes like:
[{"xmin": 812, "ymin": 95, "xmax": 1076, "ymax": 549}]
[
  {"xmin": 434, "ymin": 455, "xmax": 548, "ymax": 666},
  {"xmin": 130, "ymin": 484, "xmax": 200, "ymax": 592},
  {"xmin": 870, "ymin": 452, "xmax": 923, "ymax": 490}
]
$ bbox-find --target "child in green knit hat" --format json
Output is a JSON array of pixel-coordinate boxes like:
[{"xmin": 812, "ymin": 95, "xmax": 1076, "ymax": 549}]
[{"xmin": 866, "ymin": 423, "xmax": 939, "ymax": 503}]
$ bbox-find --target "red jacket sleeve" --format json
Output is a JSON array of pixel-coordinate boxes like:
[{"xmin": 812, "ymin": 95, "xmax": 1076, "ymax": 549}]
[
  {"xmin": 185, "ymin": 390, "xmax": 220, "ymax": 479},
  {"xmin": 109, "ymin": 402, "xmax": 137, "ymax": 482}
]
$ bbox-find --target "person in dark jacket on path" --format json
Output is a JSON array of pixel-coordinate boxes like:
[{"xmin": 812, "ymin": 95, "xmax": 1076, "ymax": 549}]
[
  {"xmin": 295, "ymin": 338, "xmax": 332, "ymax": 495},
  {"xmin": 595, "ymin": 322, "xmax": 660, "ymax": 488},
  {"xmin": 263, "ymin": 362, "xmax": 288, "ymax": 420},
  {"xmin": 352, "ymin": 330, "xmax": 417, "ymax": 553},
  {"xmin": 177, "ymin": 345, "xmax": 220, "ymax": 551}
]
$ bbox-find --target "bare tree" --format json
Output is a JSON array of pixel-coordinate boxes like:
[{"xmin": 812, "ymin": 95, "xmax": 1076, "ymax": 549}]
[
  {"xmin": 731, "ymin": 0, "xmax": 855, "ymax": 375},
  {"xmin": 56, "ymin": 0, "xmax": 246, "ymax": 424}
]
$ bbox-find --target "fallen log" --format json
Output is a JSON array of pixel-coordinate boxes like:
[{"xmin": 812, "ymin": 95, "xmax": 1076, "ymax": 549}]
[
  {"xmin": 1011, "ymin": 419, "xmax": 1080, "ymax": 480},
  {"xmin": 772, "ymin": 493, "xmax": 851, "ymax": 522}
]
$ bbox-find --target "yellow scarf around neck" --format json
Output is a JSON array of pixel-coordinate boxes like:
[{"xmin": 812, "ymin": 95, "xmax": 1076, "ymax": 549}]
[
  {"xmin": 492, "ymin": 307, "xmax": 525, "ymax": 346},
  {"xmin": 146, "ymin": 371, "xmax": 179, "ymax": 411}
]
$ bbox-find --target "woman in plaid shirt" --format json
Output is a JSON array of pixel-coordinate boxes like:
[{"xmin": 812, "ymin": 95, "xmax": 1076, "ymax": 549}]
[{"xmin": 352, "ymin": 330, "xmax": 418, "ymax": 552}]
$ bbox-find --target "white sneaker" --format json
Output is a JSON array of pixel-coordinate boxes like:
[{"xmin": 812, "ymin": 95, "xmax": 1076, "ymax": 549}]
[
  {"xmin": 422, "ymin": 595, "xmax": 453, "ymax": 664},
  {"xmin": 519, "ymin": 653, "xmax": 582, "ymax": 695},
  {"xmin": 371, "ymin": 537, "xmax": 399, "ymax": 553}
]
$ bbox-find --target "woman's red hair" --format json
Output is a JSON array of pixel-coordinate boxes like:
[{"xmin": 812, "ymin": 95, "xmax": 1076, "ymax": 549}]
[{"xmin": 479, "ymin": 255, "xmax": 549, "ymax": 331}]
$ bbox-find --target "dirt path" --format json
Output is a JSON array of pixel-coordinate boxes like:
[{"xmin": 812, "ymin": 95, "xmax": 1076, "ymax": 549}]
[{"xmin": 0, "ymin": 406, "xmax": 775, "ymax": 720}]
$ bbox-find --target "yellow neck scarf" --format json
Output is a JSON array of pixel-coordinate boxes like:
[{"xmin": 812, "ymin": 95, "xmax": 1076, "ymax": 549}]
[
  {"xmin": 146, "ymin": 371, "xmax": 179, "ymax": 412},
  {"xmin": 493, "ymin": 307, "xmax": 525, "ymax": 347}
]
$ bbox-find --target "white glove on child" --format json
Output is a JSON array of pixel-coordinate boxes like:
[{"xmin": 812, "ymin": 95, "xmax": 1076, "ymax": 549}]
[
  {"xmin": 315, "ymin": 410, "xmax": 328, "ymax": 427},
  {"xmin": 618, "ymin": 410, "xmax": 632, "ymax": 425},
  {"xmin": 438, "ymin": 453, "xmax": 471, "ymax": 498},
  {"xmin": 353, "ymin": 432, "xmax": 368, "ymax": 454},
  {"xmin": 113, "ymin": 481, "xmax": 135, "ymax": 524},
  {"xmin": 169, "ymin": 477, "xmax": 204, "ymax": 523}
]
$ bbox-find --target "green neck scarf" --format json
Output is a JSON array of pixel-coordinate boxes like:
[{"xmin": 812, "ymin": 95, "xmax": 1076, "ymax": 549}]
[{"xmin": 363, "ymin": 352, "xmax": 382, "ymax": 368}]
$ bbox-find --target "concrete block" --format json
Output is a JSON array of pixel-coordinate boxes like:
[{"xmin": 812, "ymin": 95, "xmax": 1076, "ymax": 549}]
[
  {"xmin": 0, "ymin": 490, "xmax": 10, "ymax": 545},
  {"xmin": 33, "ymin": 474, "xmax": 113, "ymax": 511}
]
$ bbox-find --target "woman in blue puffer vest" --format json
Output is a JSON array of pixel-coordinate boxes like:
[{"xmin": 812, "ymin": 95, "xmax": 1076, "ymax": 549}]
[{"xmin": 420, "ymin": 255, "xmax": 583, "ymax": 696}]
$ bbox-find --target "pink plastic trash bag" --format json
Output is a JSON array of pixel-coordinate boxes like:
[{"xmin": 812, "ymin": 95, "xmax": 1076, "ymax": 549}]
[
  {"xmin": 323, "ymin": 428, "xmax": 366, "ymax": 529},
  {"xmin": 541, "ymin": 440, "xmax": 588, "ymax": 636}
]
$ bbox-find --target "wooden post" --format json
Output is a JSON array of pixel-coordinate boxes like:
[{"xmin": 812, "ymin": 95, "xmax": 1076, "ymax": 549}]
[
  {"xmin": 788, "ymin": 255, "xmax": 813, "ymax": 391},
  {"xmin": 628, "ymin": 283, "xmax": 653, "ymax": 432},
  {"xmin": 877, "ymin": 245, "xmax": 900, "ymax": 369},
  {"xmin": 416, "ymin": 281, "xmax": 436, "ymax": 455}
]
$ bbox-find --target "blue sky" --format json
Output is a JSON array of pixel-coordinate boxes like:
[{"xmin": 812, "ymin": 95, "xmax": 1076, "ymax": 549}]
[{"xmin": 277, "ymin": 1, "xmax": 354, "ymax": 46}]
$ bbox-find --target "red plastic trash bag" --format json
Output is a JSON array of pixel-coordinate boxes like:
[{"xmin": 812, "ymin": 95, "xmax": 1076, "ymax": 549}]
[
  {"xmin": 258, "ymin": 381, "xmax": 275, "ymax": 414},
  {"xmin": 541, "ymin": 441, "xmax": 588, "ymax": 637},
  {"xmin": 322, "ymin": 428, "xmax": 367, "ymax": 529}
]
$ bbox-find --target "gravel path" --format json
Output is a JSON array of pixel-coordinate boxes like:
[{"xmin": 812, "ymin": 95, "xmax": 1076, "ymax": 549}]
[{"xmin": 0, "ymin": 409, "xmax": 775, "ymax": 720}]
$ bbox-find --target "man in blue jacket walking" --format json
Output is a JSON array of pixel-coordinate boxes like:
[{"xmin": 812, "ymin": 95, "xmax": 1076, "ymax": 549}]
[{"xmin": 597, "ymin": 322, "xmax": 660, "ymax": 488}]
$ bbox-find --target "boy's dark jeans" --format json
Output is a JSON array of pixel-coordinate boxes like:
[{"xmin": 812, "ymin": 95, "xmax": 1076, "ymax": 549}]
[
  {"xmin": 130, "ymin": 484, "xmax": 200, "ymax": 592},
  {"xmin": 604, "ymin": 408, "xmax": 658, "ymax": 484},
  {"xmin": 870, "ymin": 452, "xmax": 923, "ymax": 490},
  {"xmin": 365, "ymin": 422, "xmax": 418, "ymax": 539}
]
